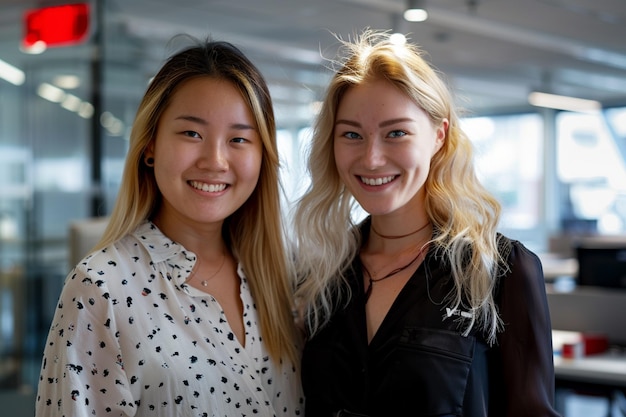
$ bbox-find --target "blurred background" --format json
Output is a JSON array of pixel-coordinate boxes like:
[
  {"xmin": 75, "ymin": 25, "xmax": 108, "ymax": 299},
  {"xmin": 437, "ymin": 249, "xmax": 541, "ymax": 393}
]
[{"xmin": 1, "ymin": 0, "xmax": 626, "ymax": 415}]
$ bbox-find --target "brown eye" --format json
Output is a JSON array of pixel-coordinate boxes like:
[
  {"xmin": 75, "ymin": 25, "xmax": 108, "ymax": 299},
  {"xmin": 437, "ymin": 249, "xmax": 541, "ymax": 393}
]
[{"xmin": 183, "ymin": 131, "xmax": 201, "ymax": 138}]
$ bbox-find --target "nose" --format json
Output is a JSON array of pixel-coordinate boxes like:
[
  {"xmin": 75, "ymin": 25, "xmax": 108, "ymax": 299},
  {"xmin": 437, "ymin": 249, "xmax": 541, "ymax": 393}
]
[
  {"xmin": 199, "ymin": 140, "xmax": 228, "ymax": 171},
  {"xmin": 362, "ymin": 138, "xmax": 385, "ymax": 170}
]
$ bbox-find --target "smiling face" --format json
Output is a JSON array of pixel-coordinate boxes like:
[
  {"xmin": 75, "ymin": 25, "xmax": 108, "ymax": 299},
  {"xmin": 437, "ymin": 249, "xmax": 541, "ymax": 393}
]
[
  {"xmin": 146, "ymin": 76, "xmax": 263, "ymax": 233},
  {"xmin": 333, "ymin": 78, "xmax": 447, "ymax": 219}
]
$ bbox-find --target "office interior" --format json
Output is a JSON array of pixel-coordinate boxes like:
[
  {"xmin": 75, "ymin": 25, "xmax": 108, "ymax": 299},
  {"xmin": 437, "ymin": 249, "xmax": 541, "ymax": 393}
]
[{"xmin": 1, "ymin": 0, "xmax": 626, "ymax": 415}]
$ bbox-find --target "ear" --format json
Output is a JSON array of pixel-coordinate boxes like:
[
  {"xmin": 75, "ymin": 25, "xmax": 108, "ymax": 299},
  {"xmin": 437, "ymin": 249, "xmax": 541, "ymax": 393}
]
[
  {"xmin": 142, "ymin": 141, "xmax": 156, "ymax": 167},
  {"xmin": 433, "ymin": 118, "xmax": 448, "ymax": 154},
  {"xmin": 144, "ymin": 141, "xmax": 155, "ymax": 159}
]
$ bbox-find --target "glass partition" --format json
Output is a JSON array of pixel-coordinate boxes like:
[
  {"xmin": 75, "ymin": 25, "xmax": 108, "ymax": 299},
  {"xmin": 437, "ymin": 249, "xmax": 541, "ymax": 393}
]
[
  {"xmin": 557, "ymin": 108, "xmax": 626, "ymax": 235},
  {"xmin": 462, "ymin": 113, "xmax": 545, "ymax": 250}
]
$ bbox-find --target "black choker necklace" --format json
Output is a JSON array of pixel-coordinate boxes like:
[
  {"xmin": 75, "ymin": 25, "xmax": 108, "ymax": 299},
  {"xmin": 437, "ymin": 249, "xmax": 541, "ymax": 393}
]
[{"xmin": 371, "ymin": 221, "xmax": 430, "ymax": 239}]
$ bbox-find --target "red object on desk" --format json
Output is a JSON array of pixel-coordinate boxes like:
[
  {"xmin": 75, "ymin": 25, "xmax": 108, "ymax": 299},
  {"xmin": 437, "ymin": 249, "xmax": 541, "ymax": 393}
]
[
  {"xmin": 562, "ymin": 342, "xmax": 583, "ymax": 359},
  {"xmin": 582, "ymin": 333, "xmax": 609, "ymax": 355}
]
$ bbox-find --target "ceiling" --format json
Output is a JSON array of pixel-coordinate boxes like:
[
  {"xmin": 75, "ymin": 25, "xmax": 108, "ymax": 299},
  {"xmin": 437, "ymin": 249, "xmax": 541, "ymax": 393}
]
[{"xmin": 1, "ymin": 0, "xmax": 626, "ymax": 127}]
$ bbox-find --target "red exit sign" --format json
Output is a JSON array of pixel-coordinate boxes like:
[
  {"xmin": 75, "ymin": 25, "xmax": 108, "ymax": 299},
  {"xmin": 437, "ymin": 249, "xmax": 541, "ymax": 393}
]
[{"xmin": 23, "ymin": 3, "xmax": 90, "ymax": 49}]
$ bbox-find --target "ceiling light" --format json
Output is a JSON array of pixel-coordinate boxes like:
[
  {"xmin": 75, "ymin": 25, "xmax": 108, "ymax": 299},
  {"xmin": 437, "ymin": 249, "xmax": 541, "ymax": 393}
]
[
  {"xmin": 37, "ymin": 83, "xmax": 66, "ymax": 102},
  {"xmin": 404, "ymin": 0, "xmax": 428, "ymax": 22},
  {"xmin": 390, "ymin": 33, "xmax": 407, "ymax": 45},
  {"xmin": 60, "ymin": 93, "xmax": 82, "ymax": 112},
  {"xmin": 528, "ymin": 91, "xmax": 601, "ymax": 113},
  {"xmin": 53, "ymin": 74, "xmax": 81, "ymax": 89},
  {"xmin": 77, "ymin": 102, "xmax": 94, "ymax": 119},
  {"xmin": 0, "ymin": 58, "xmax": 25, "ymax": 85}
]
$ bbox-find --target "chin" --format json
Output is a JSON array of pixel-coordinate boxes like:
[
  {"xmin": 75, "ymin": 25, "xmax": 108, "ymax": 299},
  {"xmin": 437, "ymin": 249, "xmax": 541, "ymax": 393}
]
[{"xmin": 359, "ymin": 205, "xmax": 394, "ymax": 216}]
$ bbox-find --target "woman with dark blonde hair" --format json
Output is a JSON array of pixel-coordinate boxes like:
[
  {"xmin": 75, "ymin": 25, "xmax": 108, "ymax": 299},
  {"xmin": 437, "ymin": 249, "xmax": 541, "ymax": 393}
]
[
  {"xmin": 36, "ymin": 38, "xmax": 303, "ymax": 416},
  {"xmin": 294, "ymin": 30, "xmax": 559, "ymax": 416}
]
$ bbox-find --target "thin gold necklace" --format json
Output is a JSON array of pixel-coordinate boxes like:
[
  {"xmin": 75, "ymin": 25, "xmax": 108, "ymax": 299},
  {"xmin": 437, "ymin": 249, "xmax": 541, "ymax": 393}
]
[
  {"xmin": 362, "ymin": 243, "xmax": 429, "ymax": 303},
  {"xmin": 187, "ymin": 252, "xmax": 227, "ymax": 287},
  {"xmin": 200, "ymin": 253, "xmax": 226, "ymax": 287}
]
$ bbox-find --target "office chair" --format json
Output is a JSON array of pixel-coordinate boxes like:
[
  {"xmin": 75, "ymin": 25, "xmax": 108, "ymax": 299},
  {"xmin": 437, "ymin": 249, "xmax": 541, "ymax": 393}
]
[{"xmin": 68, "ymin": 217, "xmax": 109, "ymax": 267}]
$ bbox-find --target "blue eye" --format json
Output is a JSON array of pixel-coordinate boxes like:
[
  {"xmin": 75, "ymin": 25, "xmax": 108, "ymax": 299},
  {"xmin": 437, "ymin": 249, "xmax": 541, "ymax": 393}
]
[
  {"xmin": 388, "ymin": 130, "xmax": 407, "ymax": 138},
  {"xmin": 344, "ymin": 131, "xmax": 361, "ymax": 139}
]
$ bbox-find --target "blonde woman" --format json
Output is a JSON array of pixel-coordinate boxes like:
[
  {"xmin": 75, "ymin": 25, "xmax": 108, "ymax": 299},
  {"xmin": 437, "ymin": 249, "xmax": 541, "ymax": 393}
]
[
  {"xmin": 294, "ymin": 30, "xmax": 559, "ymax": 417},
  {"xmin": 36, "ymin": 38, "xmax": 303, "ymax": 417}
]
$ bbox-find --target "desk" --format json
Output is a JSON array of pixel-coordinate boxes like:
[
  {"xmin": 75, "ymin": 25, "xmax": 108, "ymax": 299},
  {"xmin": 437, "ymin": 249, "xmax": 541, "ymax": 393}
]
[
  {"xmin": 555, "ymin": 353, "xmax": 626, "ymax": 388},
  {"xmin": 553, "ymin": 330, "xmax": 626, "ymax": 389},
  {"xmin": 549, "ymin": 290, "xmax": 626, "ymax": 415},
  {"xmin": 539, "ymin": 253, "xmax": 578, "ymax": 280},
  {"xmin": 553, "ymin": 332, "xmax": 626, "ymax": 415},
  {"xmin": 554, "ymin": 354, "xmax": 626, "ymax": 415}
]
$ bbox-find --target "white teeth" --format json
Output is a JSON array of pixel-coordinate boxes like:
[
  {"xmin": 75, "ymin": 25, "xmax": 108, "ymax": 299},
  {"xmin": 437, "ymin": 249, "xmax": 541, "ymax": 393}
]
[
  {"xmin": 190, "ymin": 181, "xmax": 227, "ymax": 192},
  {"xmin": 360, "ymin": 175, "xmax": 395, "ymax": 186}
]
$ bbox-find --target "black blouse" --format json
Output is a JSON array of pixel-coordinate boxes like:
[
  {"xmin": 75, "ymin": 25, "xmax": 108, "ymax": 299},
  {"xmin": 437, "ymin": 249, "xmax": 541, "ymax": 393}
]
[{"xmin": 301, "ymin": 235, "xmax": 561, "ymax": 417}]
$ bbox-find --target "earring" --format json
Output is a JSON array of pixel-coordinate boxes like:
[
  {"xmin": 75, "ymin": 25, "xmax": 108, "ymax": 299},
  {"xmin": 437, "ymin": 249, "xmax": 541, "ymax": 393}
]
[{"xmin": 144, "ymin": 156, "xmax": 154, "ymax": 167}]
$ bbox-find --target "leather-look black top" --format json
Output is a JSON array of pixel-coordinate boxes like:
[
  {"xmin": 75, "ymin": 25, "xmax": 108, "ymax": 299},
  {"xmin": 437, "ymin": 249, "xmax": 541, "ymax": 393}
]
[{"xmin": 301, "ymin": 232, "xmax": 561, "ymax": 417}]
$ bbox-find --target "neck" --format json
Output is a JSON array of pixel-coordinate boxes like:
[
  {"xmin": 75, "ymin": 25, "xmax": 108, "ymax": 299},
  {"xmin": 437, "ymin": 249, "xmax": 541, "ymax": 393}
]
[
  {"xmin": 371, "ymin": 220, "xmax": 431, "ymax": 240},
  {"xmin": 151, "ymin": 215, "xmax": 225, "ymax": 257},
  {"xmin": 367, "ymin": 219, "xmax": 432, "ymax": 254}
]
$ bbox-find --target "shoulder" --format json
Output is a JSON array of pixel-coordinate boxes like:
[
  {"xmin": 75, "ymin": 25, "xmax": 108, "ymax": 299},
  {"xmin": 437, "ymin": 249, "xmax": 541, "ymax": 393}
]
[
  {"xmin": 69, "ymin": 225, "xmax": 164, "ymax": 292},
  {"xmin": 496, "ymin": 234, "xmax": 541, "ymax": 270},
  {"xmin": 494, "ymin": 235, "xmax": 545, "ymax": 301},
  {"xmin": 65, "ymin": 235, "xmax": 146, "ymax": 295},
  {"xmin": 77, "ymin": 221, "xmax": 184, "ymax": 271},
  {"xmin": 77, "ymin": 232, "xmax": 146, "ymax": 271}
]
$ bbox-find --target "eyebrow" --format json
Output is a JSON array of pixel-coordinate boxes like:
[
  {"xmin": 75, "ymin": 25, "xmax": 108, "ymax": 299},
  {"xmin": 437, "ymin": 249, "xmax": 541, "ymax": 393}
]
[
  {"xmin": 335, "ymin": 117, "xmax": 414, "ymax": 128},
  {"xmin": 175, "ymin": 115, "xmax": 257, "ymax": 130}
]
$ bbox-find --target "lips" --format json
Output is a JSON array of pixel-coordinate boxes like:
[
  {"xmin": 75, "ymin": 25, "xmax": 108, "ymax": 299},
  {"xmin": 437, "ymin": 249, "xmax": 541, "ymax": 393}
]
[
  {"xmin": 189, "ymin": 180, "xmax": 227, "ymax": 192},
  {"xmin": 359, "ymin": 175, "xmax": 396, "ymax": 186}
]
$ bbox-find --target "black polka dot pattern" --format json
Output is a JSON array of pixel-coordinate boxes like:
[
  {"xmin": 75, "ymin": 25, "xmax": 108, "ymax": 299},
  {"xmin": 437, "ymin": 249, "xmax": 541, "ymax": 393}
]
[{"xmin": 35, "ymin": 221, "xmax": 304, "ymax": 416}]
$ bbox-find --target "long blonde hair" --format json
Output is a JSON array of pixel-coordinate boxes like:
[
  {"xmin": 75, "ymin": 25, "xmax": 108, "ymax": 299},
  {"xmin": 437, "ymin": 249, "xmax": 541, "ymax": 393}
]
[
  {"xmin": 95, "ymin": 37, "xmax": 299, "ymax": 364},
  {"xmin": 294, "ymin": 30, "xmax": 504, "ymax": 344}
]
